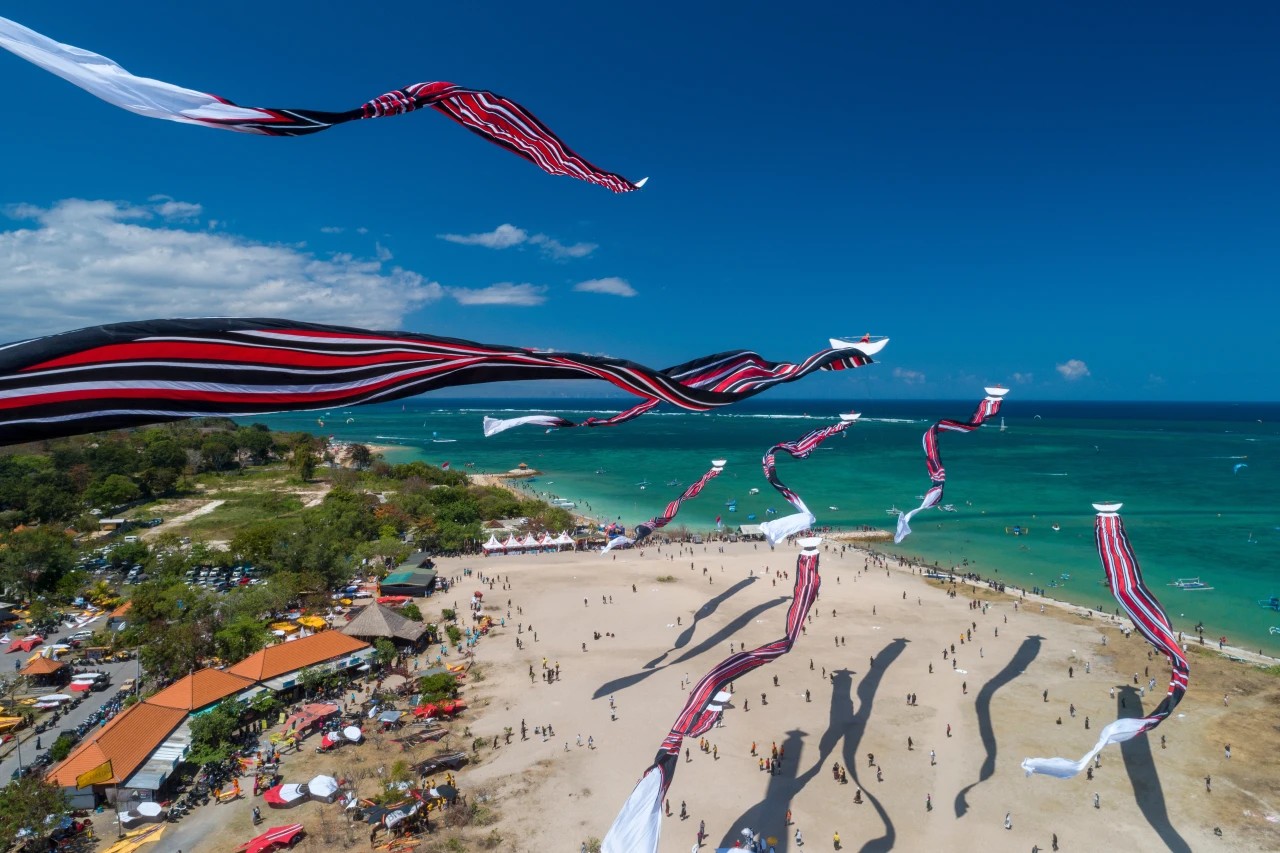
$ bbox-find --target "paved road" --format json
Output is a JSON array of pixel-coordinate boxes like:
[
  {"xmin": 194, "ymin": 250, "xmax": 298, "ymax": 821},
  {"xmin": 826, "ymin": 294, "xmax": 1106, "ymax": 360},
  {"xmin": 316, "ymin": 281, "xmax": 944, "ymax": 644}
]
[{"xmin": 1, "ymin": 618, "xmax": 140, "ymax": 786}]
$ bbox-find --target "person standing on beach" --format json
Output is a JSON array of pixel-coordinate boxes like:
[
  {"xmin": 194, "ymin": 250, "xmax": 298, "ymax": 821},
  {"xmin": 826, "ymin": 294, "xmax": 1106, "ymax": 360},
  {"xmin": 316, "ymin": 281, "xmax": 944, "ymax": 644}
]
[{"xmin": 1005, "ymin": 812, "xmax": 1012, "ymax": 830}]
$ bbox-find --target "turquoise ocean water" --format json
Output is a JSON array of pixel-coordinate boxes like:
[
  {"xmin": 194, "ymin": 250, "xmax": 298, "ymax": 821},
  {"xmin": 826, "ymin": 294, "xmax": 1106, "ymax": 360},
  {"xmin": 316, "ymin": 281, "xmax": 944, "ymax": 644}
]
[{"xmin": 245, "ymin": 398, "xmax": 1280, "ymax": 656}]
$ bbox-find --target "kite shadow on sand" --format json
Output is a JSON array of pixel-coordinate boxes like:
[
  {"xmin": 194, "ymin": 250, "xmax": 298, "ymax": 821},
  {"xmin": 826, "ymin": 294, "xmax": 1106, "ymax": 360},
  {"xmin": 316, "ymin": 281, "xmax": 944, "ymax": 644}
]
[
  {"xmin": 954, "ymin": 634, "xmax": 1043, "ymax": 817},
  {"xmin": 592, "ymin": 579, "xmax": 786, "ymax": 699},
  {"xmin": 1117, "ymin": 685, "xmax": 1192, "ymax": 853},
  {"xmin": 716, "ymin": 638, "xmax": 908, "ymax": 852}
]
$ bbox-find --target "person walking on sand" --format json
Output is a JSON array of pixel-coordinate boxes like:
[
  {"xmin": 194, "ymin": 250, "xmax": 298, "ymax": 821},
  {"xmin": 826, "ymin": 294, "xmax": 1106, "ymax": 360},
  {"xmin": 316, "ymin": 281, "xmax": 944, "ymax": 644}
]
[
  {"xmin": 1005, "ymin": 812, "xmax": 1012, "ymax": 830},
  {"xmin": 794, "ymin": 828, "xmax": 804, "ymax": 846}
]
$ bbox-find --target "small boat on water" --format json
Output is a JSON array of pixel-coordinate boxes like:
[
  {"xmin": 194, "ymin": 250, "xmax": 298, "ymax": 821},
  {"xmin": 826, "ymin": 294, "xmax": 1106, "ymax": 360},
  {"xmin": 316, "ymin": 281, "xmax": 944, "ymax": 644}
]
[
  {"xmin": 940, "ymin": 504, "xmax": 957, "ymax": 513},
  {"xmin": 1171, "ymin": 577, "xmax": 1214, "ymax": 591},
  {"xmin": 1258, "ymin": 596, "xmax": 1280, "ymax": 611},
  {"xmin": 747, "ymin": 514, "xmax": 757, "ymax": 520},
  {"xmin": 748, "ymin": 488, "xmax": 760, "ymax": 495},
  {"xmin": 1051, "ymin": 523, "xmax": 1061, "ymax": 532},
  {"xmin": 666, "ymin": 479, "xmax": 682, "ymax": 487},
  {"xmin": 885, "ymin": 506, "xmax": 900, "ymax": 516},
  {"xmin": 828, "ymin": 506, "xmax": 839, "ymax": 511},
  {"xmin": 765, "ymin": 508, "xmax": 778, "ymax": 515},
  {"xmin": 636, "ymin": 479, "xmax": 651, "ymax": 489},
  {"xmin": 1005, "ymin": 525, "xmax": 1029, "ymax": 536}
]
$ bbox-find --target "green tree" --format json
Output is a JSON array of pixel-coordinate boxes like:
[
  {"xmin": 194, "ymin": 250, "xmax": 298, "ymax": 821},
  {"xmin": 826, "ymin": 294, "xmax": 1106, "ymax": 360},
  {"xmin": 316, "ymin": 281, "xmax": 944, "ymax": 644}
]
[
  {"xmin": 188, "ymin": 699, "xmax": 246, "ymax": 765},
  {"xmin": 298, "ymin": 666, "xmax": 328, "ymax": 697},
  {"xmin": 289, "ymin": 437, "xmax": 319, "ymax": 482},
  {"xmin": 214, "ymin": 614, "xmax": 272, "ymax": 663},
  {"xmin": 417, "ymin": 672, "xmax": 458, "ymax": 701},
  {"xmin": 84, "ymin": 473, "xmax": 141, "ymax": 509},
  {"xmin": 348, "ymin": 443, "xmax": 374, "ymax": 469},
  {"xmin": 49, "ymin": 733, "xmax": 77, "ymax": 762},
  {"xmin": 0, "ymin": 525, "xmax": 75, "ymax": 600},
  {"xmin": 0, "ymin": 776, "xmax": 68, "ymax": 849},
  {"xmin": 200, "ymin": 434, "xmax": 238, "ymax": 472},
  {"xmin": 397, "ymin": 602, "xmax": 423, "ymax": 622},
  {"xmin": 374, "ymin": 638, "xmax": 397, "ymax": 668}
]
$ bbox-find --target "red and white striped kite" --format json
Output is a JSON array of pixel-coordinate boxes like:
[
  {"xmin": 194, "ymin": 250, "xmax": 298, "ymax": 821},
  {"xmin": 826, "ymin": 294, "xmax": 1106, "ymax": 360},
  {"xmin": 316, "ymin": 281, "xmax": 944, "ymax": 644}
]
[
  {"xmin": 1022, "ymin": 503, "xmax": 1190, "ymax": 778},
  {"xmin": 0, "ymin": 16, "xmax": 645, "ymax": 193}
]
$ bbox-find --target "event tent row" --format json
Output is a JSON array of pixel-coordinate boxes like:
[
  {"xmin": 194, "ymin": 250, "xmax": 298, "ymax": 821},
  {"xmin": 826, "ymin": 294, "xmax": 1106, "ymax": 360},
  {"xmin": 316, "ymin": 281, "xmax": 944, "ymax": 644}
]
[{"xmin": 481, "ymin": 532, "xmax": 576, "ymax": 552}]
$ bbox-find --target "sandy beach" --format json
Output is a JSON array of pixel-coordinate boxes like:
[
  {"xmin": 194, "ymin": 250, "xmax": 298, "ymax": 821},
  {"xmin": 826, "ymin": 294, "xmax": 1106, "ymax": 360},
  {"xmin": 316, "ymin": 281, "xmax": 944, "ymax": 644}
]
[{"xmin": 422, "ymin": 538, "xmax": 1279, "ymax": 852}]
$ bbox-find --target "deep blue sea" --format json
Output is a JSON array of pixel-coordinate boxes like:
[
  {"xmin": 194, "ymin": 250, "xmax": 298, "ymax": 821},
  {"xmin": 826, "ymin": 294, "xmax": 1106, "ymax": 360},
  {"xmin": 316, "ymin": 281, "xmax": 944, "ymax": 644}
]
[{"xmin": 245, "ymin": 398, "xmax": 1280, "ymax": 655}]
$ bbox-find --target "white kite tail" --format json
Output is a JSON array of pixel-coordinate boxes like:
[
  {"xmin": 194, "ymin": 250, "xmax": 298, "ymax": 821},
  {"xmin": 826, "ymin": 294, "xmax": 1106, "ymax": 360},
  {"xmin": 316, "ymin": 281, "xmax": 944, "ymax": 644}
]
[
  {"xmin": 759, "ymin": 500, "xmax": 816, "ymax": 545},
  {"xmin": 0, "ymin": 16, "xmax": 274, "ymax": 127},
  {"xmin": 1021, "ymin": 716, "xmax": 1150, "ymax": 779},
  {"xmin": 482, "ymin": 414, "xmax": 567, "ymax": 437},
  {"xmin": 602, "ymin": 762, "xmax": 665, "ymax": 853},
  {"xmin": 600, "ymin": 535, "xmax": 635, "ymax": 553},
  {"xmin": 894, "ymin": 485, "xmax": 941, "ymax": 543}
]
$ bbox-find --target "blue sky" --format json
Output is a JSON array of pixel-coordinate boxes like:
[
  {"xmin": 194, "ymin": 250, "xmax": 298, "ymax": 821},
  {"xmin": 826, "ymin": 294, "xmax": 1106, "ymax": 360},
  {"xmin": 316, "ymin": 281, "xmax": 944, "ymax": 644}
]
[{"xmin": 0, "ymin": 2, "xmax": 1276, "ymax": 400}]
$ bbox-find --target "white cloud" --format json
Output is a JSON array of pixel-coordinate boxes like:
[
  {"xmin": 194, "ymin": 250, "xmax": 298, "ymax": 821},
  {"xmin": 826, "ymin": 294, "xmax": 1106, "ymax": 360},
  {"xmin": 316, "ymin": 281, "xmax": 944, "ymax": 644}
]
[
  {"xmin": 1056, "ymin": 359, "xmax": 1091, "ymax": 381},
  {"xmin": 0, "ymin": 198, "xmax": 443, "ymax": 337},
  {"xmin": 529, "ymin": 234, "xmax": 597, "ymax": 260},
  {"xmin": 437, "ymin": 223, "xmax": 597, "ymax": 260},
  {"xmin": 574, "ymin": 277, "xmax": 636, "ymax": 297},
  {"xmin": 892, "ymin": 367, "xmax": 926, "ymax": 385},
  {"xmin": 320, "ymin": 226, "xmax": 344, "ymax": 234},
  {"xmin": 1011, "ymin": 372, "xmax": 1034, "ymax": 384},
  {"xmin": 447, "ymin": 282, "xmax": 547, "ymax": 306},
  {"xmin": 439, "ymin": 223, "xmax": 529, "ymax": 249},
  {"xmin": 154, "ymin": 200, "xmax": 203, "ymax": 221}
]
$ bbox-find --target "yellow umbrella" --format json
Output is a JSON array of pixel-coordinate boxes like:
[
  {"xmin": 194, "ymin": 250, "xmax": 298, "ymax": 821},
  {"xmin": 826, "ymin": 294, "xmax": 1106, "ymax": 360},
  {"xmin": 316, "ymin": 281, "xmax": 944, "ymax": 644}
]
[
  {"xmin": 269, "ymin": 622, "xmax": 300, "ymax": 634},
  {"xmin": 296, "ymin": 615, "xmax": 327, "ymax": 629}
]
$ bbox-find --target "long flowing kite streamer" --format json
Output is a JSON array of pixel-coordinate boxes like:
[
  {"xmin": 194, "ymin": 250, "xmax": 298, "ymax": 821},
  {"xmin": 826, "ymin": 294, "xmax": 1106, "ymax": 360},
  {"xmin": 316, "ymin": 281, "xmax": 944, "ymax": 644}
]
[
  {"xmin": 894, "ymin": 386, "xmax": 1008, "ymax": 543},
  {"xmin": 603, "ymin": 537, "xmax": 824, "ymax": 853},
  {"xmin": 601, "ymin": 460, "xmax": 726, "ymax": 552},
  {"xmin": 1022, "ymin": 503, "xmax": 1189, "ymax": 778},
  {"xmin": 482, "ymin": 399, "xmax": 659, "ymax": 437},
  {"xmin": 604, "ymin": 417, "xmax": 854, "ymax": 851},
  {"xmin": 0, "ymin": 318, "xmax": 878, "ymax": 446},
  {"xmin": 0, "ymin": 16, "xmax": 644, "ymax": 193},
  {"xmin": 759, "ymin": 414, "xmax": 860, "ymax": 544}
]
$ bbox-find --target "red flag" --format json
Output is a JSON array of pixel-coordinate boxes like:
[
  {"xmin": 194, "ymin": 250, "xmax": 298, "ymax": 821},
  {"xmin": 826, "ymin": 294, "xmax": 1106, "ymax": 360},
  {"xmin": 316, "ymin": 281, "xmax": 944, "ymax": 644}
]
[
  {"xmin": 441, "ymin": 461, "xmax": 450, "ymax": 470},
  {"xmin": 715, "ymin": 515, "xmax": 722, "ymax": 526}
]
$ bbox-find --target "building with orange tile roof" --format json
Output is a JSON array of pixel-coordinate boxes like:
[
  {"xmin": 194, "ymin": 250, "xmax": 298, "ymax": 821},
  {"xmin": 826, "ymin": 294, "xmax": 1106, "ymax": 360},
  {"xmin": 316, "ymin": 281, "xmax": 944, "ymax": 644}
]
[
  {"xmin": 47, "ymin": 632, "xmax": 371, "ymax": 798},
  {"xmin": 20, "ymin": 655, "xmax": 66, "ymax": 677},
  {"xmin": 46, "ymin": 702, "xmax": 188, "ymax": 789},
  {"xmin": 226, "ymin": 630, "xmax": 372, "ymax": 689},
  {"xmin": 145, "ymin": 668, "xmax": 256, "ymax": 712}
]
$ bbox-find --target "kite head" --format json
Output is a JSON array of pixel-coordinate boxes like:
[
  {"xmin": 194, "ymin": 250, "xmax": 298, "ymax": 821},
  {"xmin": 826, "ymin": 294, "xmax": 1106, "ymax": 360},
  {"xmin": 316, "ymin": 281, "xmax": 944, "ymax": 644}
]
[
  {"xmin": 983, "ymin": 385, "xmax": 1010, "ymax": 399},
  {"xmin": 838, "ymin": 412, "xmax": 861, "ymax": 422},
  {"xmin": 1092, "ymin": 502, "xmax": 1123, "ymax": 516},
  {"xmin": 711, "ymin": 459, "xmax": 728, "ymax": 471},
  {"xmin": 829, "ymin": 336, "xmax": 889, "ymax": 357},
  {"xmin": 797, "ymin": 536, "xmax": 822, "ymax": 554}
]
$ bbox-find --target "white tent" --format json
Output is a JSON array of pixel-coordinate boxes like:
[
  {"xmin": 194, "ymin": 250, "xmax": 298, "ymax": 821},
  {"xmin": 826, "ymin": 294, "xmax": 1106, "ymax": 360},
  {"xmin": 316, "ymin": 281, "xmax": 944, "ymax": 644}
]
[
  {"xmin": 503, "ymin": 534, "xmax": 521, "ymax": 550},
  {"xmin": 482, "ymin": 534, "xmax": 504, "ymax": 552},
  {"xmin": 553, "ymin": 532, "xmax": 575, "ymax": 549},
  {"xmin": 520, "ymin": 533, "xmax": 539, "ymax": 549},
  {"xmin": 537, "ymin": 532, "xmax": 553, "ymax": 548}
]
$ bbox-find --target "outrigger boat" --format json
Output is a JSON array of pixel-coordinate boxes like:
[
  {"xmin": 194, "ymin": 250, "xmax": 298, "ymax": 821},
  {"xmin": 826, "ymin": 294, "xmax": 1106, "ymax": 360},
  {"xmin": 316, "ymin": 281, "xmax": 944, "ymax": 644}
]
[
  {"xmin": 1171, "ymin": 577, "xmax": 1214, "ymax": 591},
  {"xmin": 1258, "ymin": 596, "xmax": 1280, "ymax": 611}
]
